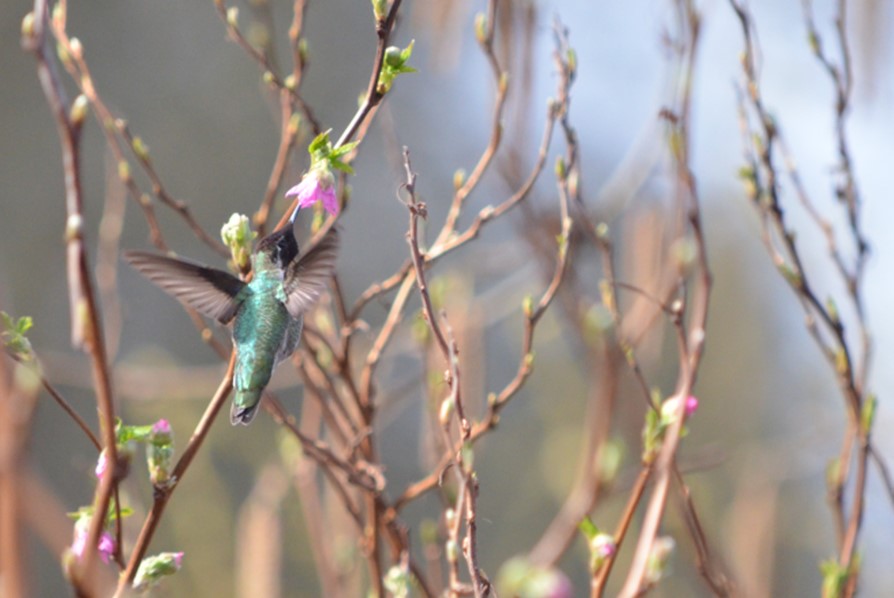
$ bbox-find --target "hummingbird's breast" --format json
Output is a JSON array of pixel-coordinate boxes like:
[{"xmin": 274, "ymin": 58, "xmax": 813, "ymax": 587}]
[{"xmin": 232, "ymin": 273, "xmax": 292, "ymax": 391}]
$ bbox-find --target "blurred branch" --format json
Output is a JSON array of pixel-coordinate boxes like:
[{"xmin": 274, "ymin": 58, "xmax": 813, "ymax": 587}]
[
  {"xmin": 96, "ymin": 156, "xmax": 127, "ymax": 359},
  {"xmin": 24, "ymin": 2, "xmax": 120, "ymax": 593},
  {"xmin": 673, "ymin": 466, "xmax": 736, "ymax": 596},
  {"xmin": 402, "ymin": 148, "xmax": 488, "ymax": 595},
  {"xmin": 527, "ymin": 345, "xmax": 618, "ymax": 568},
  {"xmin": 255, "ymin": 92, "xmax": 302, "ymax": 238},
  {"xmin": 46, "ymin": 5, "xmax": 225, "ymax": 256},
  {"xmin": 213, "ymin": 0, "xmax": 322, "ymax": 136},
  {"xmin": 335, "ymin": 0, "xmax": 404, "ymax": 148},
  {"xmin": 0, "ymin": 354, "xmax": 37, "ymax": 597},
  {"xmin": 6, "ymin": 350, "xmax": 100, "ymax": 451},
  {"xmin": 618, "ymin": 1, "xmax": 716, "ymax": 594},
  {"xmin": 395, "ymin": 22, "xmax": 578, "ymax": 511},
  {"xmin": 730, "ymin": 1, "xmax": 882, "ymax": 592}
]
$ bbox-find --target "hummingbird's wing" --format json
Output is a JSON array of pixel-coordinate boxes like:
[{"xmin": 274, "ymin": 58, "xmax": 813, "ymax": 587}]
[
  {"xmin": 281, "ymin": 228, "xmax": 339, "ymax": 318},
  {"xmin": 125, "ymin": 251, "xmax": 247, "ymax": 324}
]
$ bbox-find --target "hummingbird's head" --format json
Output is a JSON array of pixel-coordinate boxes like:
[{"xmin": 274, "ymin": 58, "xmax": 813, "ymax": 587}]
[{"xmin": 256, "ymin": 225, "xmax": 298, "ymax": 270}]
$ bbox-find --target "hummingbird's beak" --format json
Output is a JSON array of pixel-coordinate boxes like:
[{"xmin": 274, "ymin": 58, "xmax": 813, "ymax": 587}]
[{"xmin": 288, "ymin": 203, "xmax": 301, "ymax": 224}]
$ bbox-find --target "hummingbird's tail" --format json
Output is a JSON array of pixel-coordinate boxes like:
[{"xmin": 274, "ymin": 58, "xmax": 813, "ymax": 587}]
[{"xmin": 231, "ymin": 388, "xmax": 263, "ymax": 425}]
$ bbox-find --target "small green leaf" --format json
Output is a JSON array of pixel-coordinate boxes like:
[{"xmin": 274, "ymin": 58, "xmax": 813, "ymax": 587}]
[
  {"xmin": 474, "ymin": 13, "xmax": 487, "ymax": 44},
  {"xmin": 371, "ymin": 0, "xmax": 387, "ymax": 21},
  {"xmin": 826, "ymin": 297, "xmax": 840, "ymax": 326},
  {"xmin": 330, "ymin": 159, "xmax": 355, "ymax": 175},
  {"xmin": 554, "ymin": 156, "xmax": 566, "ymax": 179},
  {"xmin": 400, "ymin": 40, "xmax": 415, "ymax": 62},
  {"xmin": 522, "ymin": 295, "xmax": 534, "ymax": 318},
  {"xmin": 1, "ymin": 311, "xmax": 35, "ymax": 360},
  {"xmin": 377, "ymin": 41, "xmax": 416, "ymax": 93},
  {"xmin": 861, "ymin": 394, "xmax": 877, "ymax": 436},
  {"xmin": 460, "ymin": 442, "xmax": 475, "ymax": 473},
  {"xmin": 820, "ymin": 558, "xmax": 848, "ymax": 598},
  {"xmin": 330, "ymin": 141, "xmax": 359, "ymax": 158},
  {"xmin": 578, "ymin": 515, "xmax": 599, "ymax": 541},
  {"xmin": 132, "ymin": 136, "xmax": 150, "ymax": 161},
  {"xmin": 566, "ymin": 48, "xmax": 577, "ymax": 76},
  {"xmin": 117, "ymin": 423, "xmax": 154, "ymax": 444},
  {"xmin": 308, "ymin": 129, "xmax": 333, "ymax": 155}
]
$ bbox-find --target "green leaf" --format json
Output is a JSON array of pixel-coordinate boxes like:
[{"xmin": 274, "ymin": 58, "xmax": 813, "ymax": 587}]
[
  {"xmin": 308, "ymin": 129, "xmax": 333, "ymax": 155},
  {"xmin": 861, "ymin": 394, "xmax": 877, "ymax": 436},
  {"xmin": 16, "ymin": 316, "xmax": 33, "ymax": 335},
  {"xmin": 820, "ymin": 558, "xmax": 848, "ymax": 598},
  {"xmin": 330, "ymin": 141, "xmax": 359, "ymax": 158},
  {"xmin": 578, "ymin": 516, "xmax": 599, "ymax": 541},
  {"xmin": 117, "ymin": 423, "xmax": 154, "ymax": 444},
  {"xmin": 1, "ymin": 311, "xmax": 35, "ymax": 360},
  {"xmin": 400, "ymin": 40, "xmax": 415, "ymax": 61},
  {"xmin": 330, "ymin": 159, "xmax": 355, "ymax": 175}
]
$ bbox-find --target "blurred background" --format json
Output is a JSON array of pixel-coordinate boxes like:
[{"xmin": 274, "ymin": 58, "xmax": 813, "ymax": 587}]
[{"xmin": 2, "ymin": 0, "xmax": 894, "ymax": 595}]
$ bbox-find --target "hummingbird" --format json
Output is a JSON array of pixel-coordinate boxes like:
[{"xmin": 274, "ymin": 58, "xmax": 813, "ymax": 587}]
[{"xmin": 125, "ymin": 207, "xmax": 338, "ymax": 425}]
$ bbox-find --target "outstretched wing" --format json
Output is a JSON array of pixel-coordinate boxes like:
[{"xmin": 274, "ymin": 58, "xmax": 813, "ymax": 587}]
[
  {"xmin": 281, "ymin": 228, "xmax": 339, "ymax": 318},
  {"xmin": 125, "ymin": 251, "xmax": 247, "ymax": 323}
]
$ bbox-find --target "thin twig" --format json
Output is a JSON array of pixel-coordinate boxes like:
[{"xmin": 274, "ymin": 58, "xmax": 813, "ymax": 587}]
[{"xmin": 25, "ymin": 3, "xmax": 120, "ymax": 591}]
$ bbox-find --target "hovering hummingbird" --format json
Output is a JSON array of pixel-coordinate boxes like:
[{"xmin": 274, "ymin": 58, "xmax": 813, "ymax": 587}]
[{"xmin": 125, "ymin": 207, "xmax": 338, "ymax": 425}]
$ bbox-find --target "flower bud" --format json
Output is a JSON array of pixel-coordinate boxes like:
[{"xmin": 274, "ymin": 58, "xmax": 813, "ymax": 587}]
[
  {"xmin": 70, "ymin": 94, "xmax": 89, "ymax": 126},
  {"xmin": 226, "ymin": 7, "xmax": 239, "ymax": 27},
  {"xmin": 132, "ymin": 551, "xmax": 185, "ymax": 592},
  {"xmin": 371, "ymin": 0, "xmax": 387, "ymax": 21},
  {"xmin": 445, "ymin": 539, "xmax": 459, "ymax": 563},
  {"xmin": 220, "ymin": 213, "xmax": 257, "ymax": 272},
  {"xmin": 439, "ymin": 398, "xmax": 454, "ymax": 426}
]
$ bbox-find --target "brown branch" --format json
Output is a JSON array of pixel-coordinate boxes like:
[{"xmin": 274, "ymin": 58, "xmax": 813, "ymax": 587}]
[
  {"xmin": 619, "ymin": 2, "xmax": 713, "ymax": 593},
  {"xmin": 394, "ymin": 20, "xmax": 578, "ymax": 510},
  {"xmin": 25, "ymin": 3, "xmax": 119, "ymax": 592},
  {"xmin": 12, "ymin": 353, "xmax": 101, "ymax": 451},
  {"xmin": 334, "ymin": 0, "xmax": 404, "ymax": 149},
  {"xmin": 255, "ymin": 92, "xmax": 301, "ymax": 238},
  {"xmin": 730, "ymin": 2, "xmax": 878, "ymax": 592},
  {"xmin": 672, "ymin": 466, "xmax": 736, "ymax": 596},
  {"xmin": 213, "ymin": 0, "xmax": 322, "ymax": 135},
  {"xmin": 591, "ymin": 467, "xmax": 652, "ymax": 596}
]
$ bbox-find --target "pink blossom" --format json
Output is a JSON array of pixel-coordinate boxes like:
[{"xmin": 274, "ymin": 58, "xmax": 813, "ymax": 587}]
[
  {"xmin": 285, "ymin": 169, "xmax": 339, "ymax": 216},
  {"xmin": 95, "ymin": 450, "xmax": 108, "ymax": 479},
  {"xmin": 71, "ymin": 524, "xmax": 115, "ymax": 564},
  {"xmin": 685, "ymin": 395, "xmax": 699, "ymax": 417},
  {"xmin": 542, "ymin": 569, "xmax": 573, "ymax": 598},
  {"xmin": 98, "ymin": 532, "xmax": 116, "ymax": 564},
  {"xmin": 71, "ymin": 525, "xmax": 88, "ymax": 558},
  {"xmin": 593, "ymin": 533, "xmax": 617, "ymax": 558},
  {"xmin": 172, "ymin": 551, "xmax": 185, "ymax": 569},
  {"xmin": 152, "ymin": 419, "xmax": 172, "ymax": 436}
]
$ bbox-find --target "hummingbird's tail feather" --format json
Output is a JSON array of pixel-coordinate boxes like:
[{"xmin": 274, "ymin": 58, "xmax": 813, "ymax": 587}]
[{"xmin": 231, "ymin": 389, "xmax": 263, "ymax": 425}]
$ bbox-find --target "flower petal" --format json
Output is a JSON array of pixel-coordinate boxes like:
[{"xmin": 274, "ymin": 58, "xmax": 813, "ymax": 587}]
[{"xmin": 320, "ymin": 187, "xmax": 339, "ymax": 216}]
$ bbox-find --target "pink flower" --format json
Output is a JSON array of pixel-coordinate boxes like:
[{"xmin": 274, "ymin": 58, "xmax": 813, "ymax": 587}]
[
  {"xmin": 685, "ymin": 395, "xmax": 699, "ymax": 417},
  {"xmin": 151, "ymin": 419, "xmax": 171, "ymax": 436},
  {"xmin": 593, "ymin": 533, "xmax": 617, "ymax": 558},
  {"xmin": 285, "ymin": 168, "xmax": 339, "ymax": 216},
  {"xmin": 542, "ymin": 569, "xmax": 573, "ymax": 598},
  {"xmin": 98, "ymin": 532, "xmax": 116, "ymax": 564},
  {"xmin": 71, "ymin": 524, "xmax": 87, "ymax": 558},
  {"xmin": 95, "ymin": 450, "xmax": 108, "ymax": 479},
  {"xmin": 71, "ymin": 523, "xmax": 115, "ymax": 564},
  {"xmin": 172, "ymin": 551, "xmax": 184, "ymax": 569}
]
